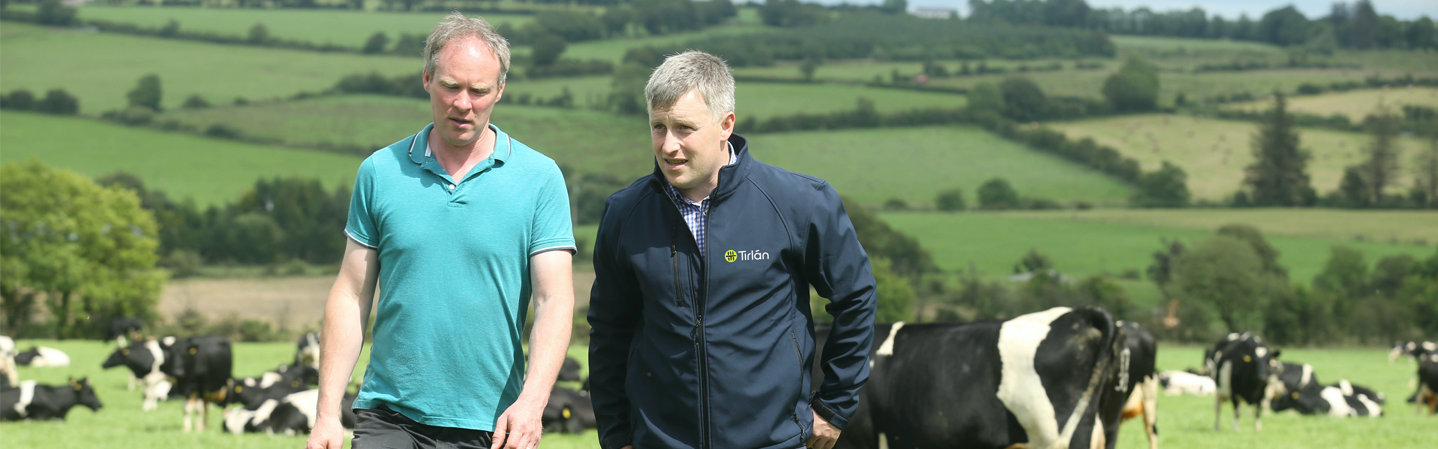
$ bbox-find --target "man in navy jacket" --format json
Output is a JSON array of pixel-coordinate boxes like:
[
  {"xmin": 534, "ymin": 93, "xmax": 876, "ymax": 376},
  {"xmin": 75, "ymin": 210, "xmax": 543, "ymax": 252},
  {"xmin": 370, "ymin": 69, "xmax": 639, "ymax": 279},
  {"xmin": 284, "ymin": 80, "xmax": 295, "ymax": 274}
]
[{"xmin": 587, "ymin": 51, "xmax": 878, "ymax": 449}]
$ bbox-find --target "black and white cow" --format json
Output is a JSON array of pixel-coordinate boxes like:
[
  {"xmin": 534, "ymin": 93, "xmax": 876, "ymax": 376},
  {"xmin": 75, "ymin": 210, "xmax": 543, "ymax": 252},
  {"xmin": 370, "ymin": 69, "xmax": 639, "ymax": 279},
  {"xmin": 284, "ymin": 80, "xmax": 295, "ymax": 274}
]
[
  {"xmin": 1, "ymin": 377, "xmax": 103, "ymax": 421},
  {"xmin": 1097, "ymin": 321, "xmax": 1158, "ymax": 449},
  {"xmin": 558, "ymin": 357, "xmax": 583, "ymax": 382},
  {"xmin": 169, "ymin": 335, "xmax": 235, "ymax": 432},
  {"xmin": 295, "ymin": 332, "xmax": 321, "ymax": 369},
  {"xmin": 101, "ymin": 336, "xmax": 180, "ymax": 411},
  {"xmin": 1208, "ymin": 332, "xmax": 1282, "ymax": 432},
  {"xmin": 0, "ymin": 335, "xmax": 16, "ymax": 388},
  {"xmin": 1158, "ymin": 371, "xmax": 1215, "ymax": 396},
  {"xmin": 13, "ymin": 346, "xmax": 70, "ymax": 367},
  {"xmin": 1390, "ymin": 341, "xmax": 1437, "ymax": 365},
  {"xmin": 543, "ymin": 385, "xmax": 597, "ymax": 434},
  {"xmin": 222, "ymin": 389, "xmax": 357, "ymax": 435},
  {"xmin": 1272, "ymin": 379, "xmax": 1384, "ymax": 418},
  {"xmin": 817, "ymin": 306, "xmax": 1123, "ymax": 449},
  {"xmin": 1416, "ymin": 354, "xmax": 1438, "ymax": 415},
  {"xmin": 225, "ymin": 364, "xmax": 319, "ymax": 410},
  {"xmin": 106, "ymin": 317, "xmax": 145, "ymax": 348}
]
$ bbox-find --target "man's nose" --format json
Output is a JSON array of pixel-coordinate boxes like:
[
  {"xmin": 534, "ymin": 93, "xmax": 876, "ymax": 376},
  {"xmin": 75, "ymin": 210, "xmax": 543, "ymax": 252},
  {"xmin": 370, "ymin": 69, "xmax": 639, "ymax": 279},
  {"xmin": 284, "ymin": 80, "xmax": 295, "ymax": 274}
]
[{"xmin": 452, "ymin": 92, "xmax": 473, "ymax": 111}]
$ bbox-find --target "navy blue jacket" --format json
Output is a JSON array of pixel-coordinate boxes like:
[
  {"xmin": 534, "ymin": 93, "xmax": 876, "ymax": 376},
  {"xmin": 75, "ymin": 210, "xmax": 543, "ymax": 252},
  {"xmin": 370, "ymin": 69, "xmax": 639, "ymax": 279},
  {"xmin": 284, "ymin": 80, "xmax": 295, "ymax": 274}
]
[{"xmin": 587, "ymin": 134, "xmax": 877, "ymax": 449}]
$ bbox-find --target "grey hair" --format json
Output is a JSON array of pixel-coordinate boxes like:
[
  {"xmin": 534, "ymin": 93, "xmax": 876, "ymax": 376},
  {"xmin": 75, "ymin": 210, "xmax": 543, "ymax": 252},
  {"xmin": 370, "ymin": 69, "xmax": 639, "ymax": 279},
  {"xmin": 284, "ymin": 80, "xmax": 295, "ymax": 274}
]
[
  {"xmin": 423, "ymin": 12, "xmax": 511, "ymax": 85},
  {"xmin": 645, "ymin": 50, "xmax": 735, "ymax": 122}
]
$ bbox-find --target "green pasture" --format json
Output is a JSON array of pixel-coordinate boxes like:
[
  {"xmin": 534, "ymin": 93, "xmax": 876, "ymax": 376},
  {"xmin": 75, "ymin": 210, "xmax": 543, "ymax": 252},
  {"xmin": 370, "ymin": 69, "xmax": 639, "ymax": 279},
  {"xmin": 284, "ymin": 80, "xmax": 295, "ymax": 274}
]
[
  {"xmin": 2, "ymin": 339, "xmax": 600, "ymax": 449},
  {"xmin": 746, "ymin": 125, "xmax": 1136, "ymax": 207},
  {"xmin": 5, "ymin": 339, "xmax": 1430, "ymax": 448},
  {"xmin": 1047, "ymin": 113, "xmax": 1427, "ymax": 201},
  {"xmin": 996, "ymin": 208, "xmax": 1438, "ymax": 245},
  {"xmin": 67, "ymin": 5, "xmax": 532, "ymax": 48},
  {"xmin": 1225, "ymin": 87, "xmax": 1438, "ymax": 122},
  {"xmin": 878, "ymin": 210, "xmax": 1435, "ymax": 282},
  {"xmin": 0, "ymin": 111, "xmax": 361, "ymax": 207},
  {"xmin": 548, "ymin": 21, "xmax": 770, "ymax": 63},
  {"xmin": 0, "ymin": 22, "xmax": 419, "ymax": 113},
  {"xmin": 729, "ymin": 58, "xmax": 1108, "ymax": 83}
]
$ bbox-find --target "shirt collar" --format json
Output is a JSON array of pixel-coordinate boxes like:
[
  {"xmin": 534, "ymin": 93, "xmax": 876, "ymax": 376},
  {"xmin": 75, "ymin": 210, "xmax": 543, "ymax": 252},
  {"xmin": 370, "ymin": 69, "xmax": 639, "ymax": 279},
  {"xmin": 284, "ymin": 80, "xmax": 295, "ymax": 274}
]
[{"xmin": 408, "ymin": 122, "xmax": 512, "ymax": 166}]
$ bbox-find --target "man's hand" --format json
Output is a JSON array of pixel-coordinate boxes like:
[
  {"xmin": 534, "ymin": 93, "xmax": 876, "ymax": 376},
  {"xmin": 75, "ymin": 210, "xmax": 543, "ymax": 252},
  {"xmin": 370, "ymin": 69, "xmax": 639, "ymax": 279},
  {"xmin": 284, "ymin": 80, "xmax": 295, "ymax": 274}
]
[
  {"xmin": 304, "ymin": 415, "xmax": 346, "ymax": 449},
  {"xmin": 491, "ymin": 395, "xmax": 546, "ymax": 449},
  {"xmin": 806, "ymin": 408, "xmax": 841, "ymax": 449}
]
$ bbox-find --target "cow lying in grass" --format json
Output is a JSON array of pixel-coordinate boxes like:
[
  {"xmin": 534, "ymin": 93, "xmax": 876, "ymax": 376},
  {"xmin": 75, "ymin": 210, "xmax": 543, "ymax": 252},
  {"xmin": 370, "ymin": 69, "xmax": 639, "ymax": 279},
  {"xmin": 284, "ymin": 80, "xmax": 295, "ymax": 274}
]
[{"xmin": 0, "ymin": 377, "xmax": 102, "ymax": 421}]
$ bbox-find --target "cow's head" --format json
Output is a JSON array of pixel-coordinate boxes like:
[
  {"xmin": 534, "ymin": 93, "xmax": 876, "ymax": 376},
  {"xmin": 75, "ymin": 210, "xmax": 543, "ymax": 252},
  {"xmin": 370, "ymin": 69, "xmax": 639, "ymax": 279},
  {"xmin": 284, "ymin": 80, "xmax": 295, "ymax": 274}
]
[
  {"xmin": 1270, "ymin": 382, "xmax": 1328, "ymax": 415},
  {"xmin": 101, "ymin": 340, "xmax": 157, "ymax": 377},
  {"xmin": 69, "ymin": 377, "xmax": 103, "ymax": 412}
]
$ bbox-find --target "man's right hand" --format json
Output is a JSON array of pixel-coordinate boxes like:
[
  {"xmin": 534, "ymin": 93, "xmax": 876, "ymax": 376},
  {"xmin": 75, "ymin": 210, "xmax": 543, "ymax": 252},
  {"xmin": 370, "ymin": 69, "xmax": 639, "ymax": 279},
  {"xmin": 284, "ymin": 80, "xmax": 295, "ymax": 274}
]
[{"xmin": 305, "ymin": 415, "xmax": 346, "ymax": 449}]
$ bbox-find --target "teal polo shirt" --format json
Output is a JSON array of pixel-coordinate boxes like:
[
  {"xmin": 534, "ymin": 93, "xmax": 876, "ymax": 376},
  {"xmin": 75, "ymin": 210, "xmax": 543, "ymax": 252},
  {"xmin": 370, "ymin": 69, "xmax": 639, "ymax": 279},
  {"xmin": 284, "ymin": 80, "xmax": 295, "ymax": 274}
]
[{"xmin": 345, "ymin": 123, "xmax": 575, "ymax": 431}]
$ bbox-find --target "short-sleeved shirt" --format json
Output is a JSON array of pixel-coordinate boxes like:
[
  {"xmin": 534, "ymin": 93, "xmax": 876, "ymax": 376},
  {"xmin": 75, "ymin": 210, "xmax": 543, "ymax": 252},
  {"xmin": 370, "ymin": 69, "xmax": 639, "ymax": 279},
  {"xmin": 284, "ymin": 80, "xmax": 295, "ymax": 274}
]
[{"xmin": 345, "ymin": 123, "xmax": 575, "ymax": 431}]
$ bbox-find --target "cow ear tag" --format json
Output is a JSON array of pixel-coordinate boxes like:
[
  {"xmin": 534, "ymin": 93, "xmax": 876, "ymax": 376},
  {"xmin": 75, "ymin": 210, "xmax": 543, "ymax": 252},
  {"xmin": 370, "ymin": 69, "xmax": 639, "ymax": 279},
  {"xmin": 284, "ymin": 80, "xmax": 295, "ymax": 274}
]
[
  {"xmin": 235, "ymin": 386, "xmax": 243, "ymax": 393},
  {"xmin": 122, "ymin": 349, "xmax": 129, "ymax": 355},
  {"xmin": 75, "ymin": 384, "xmax": 83, "ymax": 391},
  {"xmin": 292, "ymin": 381, "xmax": 300, "ymax": 388},
  {"xmin": 1291, "ymin": 392, "xmax": 1298, "ymax": 399},
  {"xmin": 189, "ymin": 347, "xmax": 197, "ymax": 355},
  {"xmin": 562, "ymin": 407, "xmax": 572, "ymax": 419},
  {"xmin": 1243, "ymin": 355, "xmax": 1251, "ymax": 362}
]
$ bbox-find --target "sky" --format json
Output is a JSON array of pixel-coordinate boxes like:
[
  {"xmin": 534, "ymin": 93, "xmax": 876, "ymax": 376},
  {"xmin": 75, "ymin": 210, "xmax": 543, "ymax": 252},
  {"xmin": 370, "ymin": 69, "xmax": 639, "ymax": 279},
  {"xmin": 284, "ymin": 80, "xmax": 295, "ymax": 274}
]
[{"xmin": 813, "ymin": 0, "xmax": 1435, "ymax": 20}]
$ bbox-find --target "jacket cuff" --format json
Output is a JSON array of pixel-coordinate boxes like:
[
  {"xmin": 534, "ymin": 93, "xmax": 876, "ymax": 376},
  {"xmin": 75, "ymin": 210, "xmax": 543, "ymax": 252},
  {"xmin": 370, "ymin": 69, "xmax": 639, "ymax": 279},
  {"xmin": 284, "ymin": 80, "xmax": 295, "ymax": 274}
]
[
  {"xmin": 601, "ymin": 432, "xmax": 633, "ymax": 449},
  {"xmin": 809, "ymin": 391, "xmax": 849, "ymax": 430}
]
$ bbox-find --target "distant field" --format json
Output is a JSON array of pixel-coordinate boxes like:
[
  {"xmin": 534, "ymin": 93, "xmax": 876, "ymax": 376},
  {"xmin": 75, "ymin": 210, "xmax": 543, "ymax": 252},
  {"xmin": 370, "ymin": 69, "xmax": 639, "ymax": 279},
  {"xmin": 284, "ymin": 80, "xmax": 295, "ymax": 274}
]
[
  {"xmin": 69, "ymin": 5, "xmax": 532, "ymax": 48},
  {"xmin": 1048, "ymin": 114, "xmax": 1425, "ymax": 200},
  {"xmin": 878, "ymin": 211, "xmax": 1435, "ymax": 282},
  {"xmin": 729, "ymin": 58, "xmax": 1109, "ymax": 84},
  {"xmin": 0, "ymin": 23, "xmax": 419, "ymax": 113},
  {"xmin": 748, "ymin": 125, "xmax": 1137, "ymax": 207},
  {"xmin": 1226, "ymin": 87, "xmax": 1438, "ymax": 121},
  {"xmin": 537, "ymin": 21, "xmax": 771, "ymax": 63},
  {"xmin": 1001, "ymin": 208, "xmax": 1438, "ymax": 245},
  {"xmin": 0, "ymin": 111, "xmax": 361, "ymax": 207}
]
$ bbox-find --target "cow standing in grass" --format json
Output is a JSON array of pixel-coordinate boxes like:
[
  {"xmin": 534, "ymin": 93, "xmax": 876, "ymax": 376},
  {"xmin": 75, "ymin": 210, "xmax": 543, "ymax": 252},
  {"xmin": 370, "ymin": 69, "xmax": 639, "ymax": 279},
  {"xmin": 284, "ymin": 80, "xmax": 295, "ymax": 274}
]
[
  {"xmin": 1417, "ymin": 354, "xmax": 1438, "ymax": 415},
  {"xmin": 101, "ymin": 336, "xmax": 178, "ymax": 411},
  {"xmin": 170, "ymin": 335, "xmax": 234, "ymax": 432},
  {"xmin": 1097, "ymin": 321, "xmax": 1158, "ymax": 449},
  {"xmin": 1208, "ymin": 332, "xmax": 1282, "ymax": 431}
]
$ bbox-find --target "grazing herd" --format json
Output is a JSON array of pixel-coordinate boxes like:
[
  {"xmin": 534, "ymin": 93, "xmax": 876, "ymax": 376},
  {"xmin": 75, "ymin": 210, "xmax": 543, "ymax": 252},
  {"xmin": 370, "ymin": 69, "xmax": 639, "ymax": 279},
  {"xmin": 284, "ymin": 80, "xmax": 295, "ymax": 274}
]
[{"xmin": 0, "ymin": 315, "xmax": 1435, "ymax": 447}]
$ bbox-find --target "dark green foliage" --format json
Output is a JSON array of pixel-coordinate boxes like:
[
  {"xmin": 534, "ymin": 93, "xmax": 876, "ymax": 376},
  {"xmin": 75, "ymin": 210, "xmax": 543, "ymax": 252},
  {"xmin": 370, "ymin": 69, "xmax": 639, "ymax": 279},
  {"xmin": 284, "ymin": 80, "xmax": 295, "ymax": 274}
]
[
  {"xmin": 1313, "ymin": 245, "xmax": 1368, "ymax": 301},
  {"xmin": 1171, "ymin": 235, "xmax": 1271, "ymax": 333},
  {"xmin": 871, "ymin": 257, "xmax": 916, "ymax": 322},
  {"xmin": 561, "ymin": 166, "xmax": 628, "ymax": 225},
  {"xmin": 1102, "ymin": 57, "xmax": 1159, "ymax": 112},
  {"xmin": 35, "ymin": 89, "xmax": 79, "ymax": 115},
  {"xmin": 841, "ymin": 196, "xmax": 937, "ymax": 279},
  {"xmin": 35, "ymin": 0, "xmax": 76, "ymax": 26},
  {"xmin": 1, "ymin": 89, "xmax": 37, "ymax": 111},
  {"xmin": 1263, "ymin": 285, "xmax": 1332, "ymax": 345},
  {"xmin": 1336, "ymin": 166, "xmax": 1371, "ymax": 208},
  {"xmin": 247, "ymin": 23, "xmax": 270, "ymax": 45},
  {"xmin": 1258, "ymin": 6, "xmax": 1311, "ymax": 46},
  {"xmin": 966, "ymin": 83, "xmax": 1004, "ymax": 114},
  {"xmin": 392, "ymin": 33, "xmax": 426, "ymax": 57},
  {"xmin": 883, "ymin": 197, "xmax": 909, "ymax": 211},
  {"xmin": 608, "ymin": 62, "xmax": 649, "ymax": 115},
  {"xmin": 534, "ymin": 10, "xmax": 605, "ymax": 42},
  {"xmin": 531, "ymin": 33, "xmax": 568, "ymax": 67},
  {"xmin": 1146, "ymin": 239, "xmax": 1185, "ymax": 288},
  {"xmin": 127, "ymin": 74, "xmax": 163, "ymax": 111},
  {"xmin": 1216, "ymin": 224, "xmax": 1287, "ymax": 279},
  {"xmin": 362, "ymin": 32, "xmax": 390, "ymax": 54},
  {"xmin": 1013, "ymin": 249, "xmax": 1053, "ymax": 274},
  {"xmin": 181, "ymin": 94, "xmax": 210, "ymax": 109},
  {"xmin": 1244, "ymin": 92, "xmax": 1313, "ymax": 206},
  {"xmin": 761, "ymin": 0, "xmax": 830, "ymax": 27},
  {"xmin": 999, "ymin": 76, "xmax": 1047, "ymax": 122},
  {"xmin": 526, "ymin": 60, "xmax": 614, "ymax": 79},
  {"xmin": 158, "ymin": 19, "xmax": 179, "ymax": 37},
  {"xmin": 1359, "ymin": 111, "xmax": 1401, "ymax": 205},
  {"xmin": 934, "ymin": 188, "xmax": 965, "ymax": 211},
  {"xmin": 799, "ymin": 59, "xmax": 818, "ymax": 82},
  {"xmin": 977, "ymin": 177, "xmax": 1021, "ymax": 210},
  {"xmin": 1414, "ymin": 131, "xmax": 1438, "ymax": 209},
  {"xmin": 1131, "ymin": 161, "xmax": 1190, "ymax": 207}
]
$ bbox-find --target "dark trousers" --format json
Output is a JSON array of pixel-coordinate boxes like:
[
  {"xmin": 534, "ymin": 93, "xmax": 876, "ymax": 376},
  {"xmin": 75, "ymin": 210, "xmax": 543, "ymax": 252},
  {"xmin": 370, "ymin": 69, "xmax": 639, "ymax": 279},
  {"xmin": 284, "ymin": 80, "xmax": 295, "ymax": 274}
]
[{"xmin": 352, "ymin": 406, "xmax": 494, "ymax": 449}]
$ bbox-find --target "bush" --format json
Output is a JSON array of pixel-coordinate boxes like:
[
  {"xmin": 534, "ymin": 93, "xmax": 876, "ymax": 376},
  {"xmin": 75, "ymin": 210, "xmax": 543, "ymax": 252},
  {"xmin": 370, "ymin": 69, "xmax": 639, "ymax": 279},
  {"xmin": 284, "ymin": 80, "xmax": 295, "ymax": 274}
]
[
  {"xmin": 977, "ymin": 178, "xmax": 1021, "ymax": 210},
  {"xmin": 1103, "ymin": 57, "xmax": 1159, "ymax": 112},
  {"xmin": 35, "ymin": 0, "xmax": 77, "ymax": 26},
  {"xmin": 247, "ymin": 23, "xmax": 270, "ymax": 45},
  {"xmin": 1000, "ymin": 76, "xmax": 1047, "ymax": 122},
  {"xmin": 35, "ymin": 89, "xmax": 79, "ymax": 115},
  {"xmin": 362, "ymin": 32, "xmax": 390, "ymax": 54},
  {"xmin": 883, "ymin": 197, "xmax": 909, "ymax": 211},
  {"xmin": 127, "ymin": 74, "xmax": 163, "ymax": 111},
  {"xmin": 531, "ymin": 34, "xmax": 568, "ymax": 67},
  {"xmin": 111, "ymin": 106, "xmax": 156, "ymax": 126},
  {"xmin": 181, "ymin": 94, "xmax": 211, "ymax": 109},
  {"xmin": 205, "ymin": 123, "xmax": 243, "ymax": 139},
  {"xmin": 1131, "ymin": 161, "xmax": 1191, "ymax": 207},
  {"xmin": 1024, "ymin": 197, "xmax": 1062, "ymax": 210},
  {"xmin": 935, "ymin": 188, "xmax": 965, "ymax": 211},
  {"xmin": 161, "ymin": 249, "xmax": 204, "ymax": 279},
  {"xmin": 1, "ymin": 89, "xmax": 37, "ymax": 111},
  {"xmin": 871, "ymin": 257, "xmax": 916, "ymax": 322}
]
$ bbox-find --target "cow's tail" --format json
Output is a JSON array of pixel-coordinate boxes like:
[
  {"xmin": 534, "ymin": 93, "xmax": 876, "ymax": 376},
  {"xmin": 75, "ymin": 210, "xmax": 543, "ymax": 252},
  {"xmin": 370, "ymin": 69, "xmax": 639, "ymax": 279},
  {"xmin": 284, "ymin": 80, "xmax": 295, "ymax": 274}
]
[{"xmin": 1056, "ymin": 307, "xmax": 1122, "ymax": 449}]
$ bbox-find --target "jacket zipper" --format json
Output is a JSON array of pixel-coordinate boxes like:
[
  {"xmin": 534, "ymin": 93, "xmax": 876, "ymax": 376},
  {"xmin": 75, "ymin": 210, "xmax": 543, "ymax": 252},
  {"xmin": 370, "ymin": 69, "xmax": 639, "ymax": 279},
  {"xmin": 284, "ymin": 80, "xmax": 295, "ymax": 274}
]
[
  {"xmin": 671, "ymin": 228, "xmax": 688, "ymax": 308},
  {"xmin": 790, "ymin": 331, "xmax": 808, "ymax": 441},
  {"xmin": 697, "ymin": 207, "xmax": 711, "ymax": 449}
]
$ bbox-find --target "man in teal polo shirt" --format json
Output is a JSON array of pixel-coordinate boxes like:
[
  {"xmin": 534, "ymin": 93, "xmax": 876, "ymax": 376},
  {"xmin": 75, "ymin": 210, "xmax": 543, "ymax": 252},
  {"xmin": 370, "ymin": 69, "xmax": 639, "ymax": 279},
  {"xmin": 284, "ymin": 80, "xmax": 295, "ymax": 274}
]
[{"xmin": 305, "ymin": 12, "xmax": 575, "ymax": 449}]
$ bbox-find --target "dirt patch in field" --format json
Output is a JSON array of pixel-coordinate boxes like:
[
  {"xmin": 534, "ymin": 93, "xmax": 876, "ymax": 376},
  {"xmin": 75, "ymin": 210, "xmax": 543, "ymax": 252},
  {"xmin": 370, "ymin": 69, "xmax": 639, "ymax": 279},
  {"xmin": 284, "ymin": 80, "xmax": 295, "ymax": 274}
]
[{"xmin": 158, "ymin": 267, "xmax": 599, "ymax": 327}]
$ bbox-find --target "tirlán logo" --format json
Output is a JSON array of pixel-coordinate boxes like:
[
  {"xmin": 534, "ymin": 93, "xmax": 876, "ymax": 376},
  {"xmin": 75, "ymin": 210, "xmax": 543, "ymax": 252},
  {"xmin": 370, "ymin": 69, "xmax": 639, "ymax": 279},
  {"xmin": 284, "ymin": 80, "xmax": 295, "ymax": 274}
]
[{"xmin": 724, "ymin": 249, "xmax": 770, "ymax": 262}]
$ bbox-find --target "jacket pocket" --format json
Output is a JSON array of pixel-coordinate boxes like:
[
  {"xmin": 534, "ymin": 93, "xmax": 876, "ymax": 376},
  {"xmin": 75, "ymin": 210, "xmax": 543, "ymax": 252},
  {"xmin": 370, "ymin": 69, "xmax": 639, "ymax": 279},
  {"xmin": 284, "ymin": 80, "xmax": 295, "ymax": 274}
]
[
  {"xmin": 671, "ymin": 243, "xmax": 689, "ymax": 308},
  {"xmin": 790, "ymin": 331, "xmax": 809, "ymax": 441}
]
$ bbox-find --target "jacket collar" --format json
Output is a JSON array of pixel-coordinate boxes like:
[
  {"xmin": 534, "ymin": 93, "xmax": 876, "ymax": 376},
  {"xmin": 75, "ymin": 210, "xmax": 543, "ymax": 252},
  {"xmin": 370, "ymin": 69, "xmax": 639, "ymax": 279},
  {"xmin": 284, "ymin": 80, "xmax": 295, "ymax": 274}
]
[{"xmin": 650, "ymin": 133, "xmax": 752, "ymax": 202}]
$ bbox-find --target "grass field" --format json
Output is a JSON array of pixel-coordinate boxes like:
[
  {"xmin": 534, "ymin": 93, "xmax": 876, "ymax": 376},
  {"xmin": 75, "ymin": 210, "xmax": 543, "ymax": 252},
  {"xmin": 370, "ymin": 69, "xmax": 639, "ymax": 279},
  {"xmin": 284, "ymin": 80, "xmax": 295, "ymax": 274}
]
[
  {"xmin": 67, "ymin": 5, "xmax": 532, "ymax": 48},
  {"xmin": 0, "ymin": 23, "xmax": 418, "ymax": 113},
  {"xmin": 1047, "ymin": 113, "xmax": 1427, "ymax": 201},
  {"xmin": 0, "ymin": 111, "xmax": 362, "ymax": 207},
  {"xmin": 1226, "ymin": 86, "xmax": 1438, "ymax": 121},
  {"xmin": 746, "ymin": 125, "xmax": 1137, "ymax": 207},
  {"xmin": 877, "ymin": 211, "xmax": 1436, "ymax": 282},
  {"xmin": 997, "ymin": 208, "xmax": 1438, "ymax": 245},
  {"xmin": 5, "ymin": 339, "xmax": 1429, "ymax": 449}
]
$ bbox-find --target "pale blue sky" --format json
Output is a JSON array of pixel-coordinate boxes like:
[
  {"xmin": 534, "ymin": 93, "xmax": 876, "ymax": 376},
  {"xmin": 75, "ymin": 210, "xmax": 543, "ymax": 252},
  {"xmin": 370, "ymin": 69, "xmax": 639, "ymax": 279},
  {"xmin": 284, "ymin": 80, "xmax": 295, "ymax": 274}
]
[{"xmin": 813, "ymin": 0, "xmax": 1434, "ymax": 20}]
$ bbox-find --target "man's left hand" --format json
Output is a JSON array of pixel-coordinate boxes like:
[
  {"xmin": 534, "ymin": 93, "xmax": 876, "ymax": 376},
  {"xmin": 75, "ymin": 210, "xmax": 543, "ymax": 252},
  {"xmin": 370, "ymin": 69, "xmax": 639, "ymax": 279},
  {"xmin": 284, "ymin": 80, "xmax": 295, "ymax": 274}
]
[
  {"xmin": 806, "ymin": 408, "xmax": 841, "ymax": 449},
  {"xmin": 491, "ymin": 395, "xmax": 545, "ymax": 449}
]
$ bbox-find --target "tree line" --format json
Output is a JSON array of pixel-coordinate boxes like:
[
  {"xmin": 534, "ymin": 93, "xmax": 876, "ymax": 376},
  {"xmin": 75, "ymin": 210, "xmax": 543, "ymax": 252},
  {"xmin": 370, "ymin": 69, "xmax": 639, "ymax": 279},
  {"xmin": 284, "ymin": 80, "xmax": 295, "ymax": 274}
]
[{"xmin": 967, "ymin": 0, "xmax": 1435, "ymax": 50}]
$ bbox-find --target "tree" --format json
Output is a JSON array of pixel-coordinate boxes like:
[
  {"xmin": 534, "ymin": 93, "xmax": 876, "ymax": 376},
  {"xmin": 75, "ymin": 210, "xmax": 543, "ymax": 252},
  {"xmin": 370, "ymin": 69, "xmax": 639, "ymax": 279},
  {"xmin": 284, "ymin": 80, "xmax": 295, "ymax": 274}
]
[
  {"xmin": 977, "ymin": 177, "xmax": 1020, "ymax": 210},
  {"xmin": 0, "ymin": 159, "xmax": 165, "ymax": 338},
  {"xmin": 531, "ymin": 34, "xmax": 567, "ymax": 67},
  {"xmin": 1258, "ymin": 6, "xmax": 1311, "ymax": 46},
  {"xmin": 126, "ymin": 74, "xmax": 162, "ymax": 111},
  {"xmin": 935, "ymin": 188, "xmax": 965, "ymax": 212},
  {"xmin": 841, "ymin": 196, "xmax": 936, "ymax": 280},
  {"xmin": 181, "ymin": 94, "xmax": 210, "ymax": 109},
  {"xmin": 1313, "ymin": 245, "xmax": 1368, "ymax": 301},
  {"xmin": 1000, "ymin": 76, "xmax": 1047, "ymax": 121},
  {"xmin": 799, "ymin": 59, "xmax": 818, "ymax": 82},
  {"xmin": 36, "ymin": 89, "xmax": 79, "ymax": 115},
  {"xmin": 1171, "ymin": 235, "xmax": 1268, "ymax": 333},
  {"xmin": 607, "ymin": 62, "xmax": 649, "ymax": 114},
  {"xmin": 1102, "ymin": 57, "xmax": 1159, "ymax": 112},
  {"xmin": 1131, "ymin": 161, "xmax": 1190, "ymax": 207},
  {"xmin": 1244, "ymin": 92, "xmax": 1312, "ymax": 206},
  {"xmin": 1013, "ymin": 249, "xmax": 1053, "ymax": 274},
  {"xmin": 362, "ymin": 32, "xmax": 390, "ymax": 54},
  {"xmin": 1337, "ymin": 166, "xmax": 1370, "ymax": 208},
  {"xmin": 1349, "ymin": 0, "xmax": 1379, "ymax": 49},
  {"xmin": 1216, "ymin": 224, "xmax": 1287, "ymax": 279},
  {"xmin": 1146, "ymin": 239, "xmax": 1185, "ymax": 289},
  {"xmin": 871, "ymin": 257, "xmax": 915, "ymax": 322},
  {"xmin": 35, "ymin": 0, "xmax": 77, "ymax": 26},
  {"xmin": 1361, "ymin": 111, "xmax": 1402, "ymax": 205},
  {"xmin": 247, "ymin": 23, "xmax": 270, "ymax": 45},
  {"xmin": 2, "ymin": 89, "xmax": 37, "ymax": 111},
  {"xmin": 966, "ymin": 82, "xmax": 1005, "ymax": 114},
  {"xmin": 1413, "ymin": 128, "xmax": 1438, "ymax": 208},
  {"xmin": 879, "ymin": 0, "xmax": 906, "ymax": 14}
]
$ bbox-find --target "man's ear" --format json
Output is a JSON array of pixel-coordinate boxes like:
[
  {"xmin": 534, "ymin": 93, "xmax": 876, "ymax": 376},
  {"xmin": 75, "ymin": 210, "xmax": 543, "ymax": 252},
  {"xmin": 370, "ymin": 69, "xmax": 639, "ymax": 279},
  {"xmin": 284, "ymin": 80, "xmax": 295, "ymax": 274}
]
[
  {"xmin": 421, "ymin": 70, "xmax": 432, "ymax": 94},
  {"xmin": 718, "ymin": 111, "xmax": 736, "ymax": 141}
]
